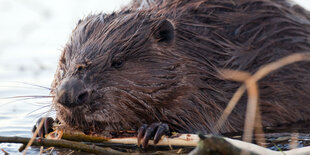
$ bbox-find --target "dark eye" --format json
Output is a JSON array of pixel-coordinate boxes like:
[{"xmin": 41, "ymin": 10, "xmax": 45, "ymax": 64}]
[
  {"xmin": 111, "ymin": 59, "xmax": 124, "ymax": 68},
  {"xmin": 76, "ymin": 64, "xmax": 86, "ymax": 72},
  {"xmin": 77, "ymin": 66, "xmax": 83, "ymax": 71}
]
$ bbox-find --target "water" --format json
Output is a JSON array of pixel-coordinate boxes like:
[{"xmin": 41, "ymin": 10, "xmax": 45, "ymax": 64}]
[
  {"xmin": 0, "ymin": 0, "xmax": 310, "ymax": 154},
  {"xmin": 0, "ymin": 0, "xmax": 130, "ymax": 154}
]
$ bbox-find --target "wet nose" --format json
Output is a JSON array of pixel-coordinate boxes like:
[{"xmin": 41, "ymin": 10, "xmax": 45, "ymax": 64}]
[{"xmin": 56, "ymin": 77, "xmax": 90, "ymax": 107}]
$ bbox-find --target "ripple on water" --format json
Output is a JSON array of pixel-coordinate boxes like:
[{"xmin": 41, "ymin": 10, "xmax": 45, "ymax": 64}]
[
  {"xmin": 0, "ymin": 143, "xmax": 41, "ymax": 155},
  {"xmin": 0, "ymin": 126, "xmax": 32, "ymax": 137},
  {"xmin": 0, "ymin": 115, "xmax": 10, "ymax": 120}
]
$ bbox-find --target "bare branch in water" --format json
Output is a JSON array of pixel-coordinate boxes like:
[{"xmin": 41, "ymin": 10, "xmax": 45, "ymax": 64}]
[
  {"xmin": 0, "ymin": 136, "xmax": 122, "ymax": 154},
  {"xmin": 2, "ymin": 133, "xmax": 308, "ymax": 154}
]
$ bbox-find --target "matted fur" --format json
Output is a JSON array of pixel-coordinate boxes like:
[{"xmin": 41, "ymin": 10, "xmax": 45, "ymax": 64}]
[{"xmin": 52, "ymin": 0, "xmax": 310, "ymax": 136}]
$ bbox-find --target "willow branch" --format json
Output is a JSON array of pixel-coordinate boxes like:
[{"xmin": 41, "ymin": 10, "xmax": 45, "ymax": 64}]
[{"xmin": 0, "ymin": 136, "xmax": 123, "ymax": 154}]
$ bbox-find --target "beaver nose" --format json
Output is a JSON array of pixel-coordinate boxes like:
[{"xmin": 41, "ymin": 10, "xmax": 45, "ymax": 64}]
[{"xmin": 56, "ymin": 77, "xmax": 90, "ymax": 107}]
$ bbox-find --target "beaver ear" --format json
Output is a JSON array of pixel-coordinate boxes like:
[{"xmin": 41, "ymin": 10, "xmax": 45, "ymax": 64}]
[{"xmin": 153, "ymin": 19, "xmax": 175, "ymax": 44}]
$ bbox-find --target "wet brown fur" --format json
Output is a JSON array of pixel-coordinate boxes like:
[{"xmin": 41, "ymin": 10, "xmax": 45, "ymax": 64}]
[{"xmin": 52, "ymin": 0, "xmax": 310, "ymax": 136}]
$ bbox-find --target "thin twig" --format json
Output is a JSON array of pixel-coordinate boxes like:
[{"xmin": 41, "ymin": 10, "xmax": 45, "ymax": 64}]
[
  {"xmin": 216, "ymin": 53, "xmax": 310, "ymax": 137},
  {"xmin": 254, "ymin": 104, "xmax": 265, "ymax": 147},
  {"xmin": 23, "ymin": 117, "xmax": 47, "ymax": 155},
  {"xmin": 242, "ymin": 77, "xmax": 259, "ymax": 144},
  {"xmin": 1, "ymin": 148, "xmax": 9, "ymax": 155},
  {"xmin": 0, "ymin": 136, "xmax": 122, "ymax": 154},
  {"xmin": 289, "ymin": 133, "xmax": 299, "ymax": 149},
  {"xmin": 39, "ymin": 146, "xmax": 43, "ymax": 155},
  {"xmin": 60, "ymin": 130, "xmax": 199, "ymax": 146},
  {"xmin": 23, "ymin": 109, "xmax": 54, "ymax": 154},
  {"xmin": 1, "ymin": 134, "xmax": 310, "ymax": 154},
  {"xmin": 215, "ymin": 70, "xmax": 249, "ymax": 133},
  {"xmin": 217, "ymin": 70, "xmax": 266, "ymax": 146}
]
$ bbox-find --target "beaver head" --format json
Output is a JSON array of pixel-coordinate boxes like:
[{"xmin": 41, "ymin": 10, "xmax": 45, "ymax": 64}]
[{"xmin": 51, "ymin": 11, "xmax": 203, "ymax": 135}]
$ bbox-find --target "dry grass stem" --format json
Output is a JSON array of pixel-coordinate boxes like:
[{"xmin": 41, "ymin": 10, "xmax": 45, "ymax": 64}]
[
  {"xmin": 215, "ymin": 82, "xmax": 246, "ymax": 133},
  {"xmin": 254, "ymin": 105, "xmax": 265, "ymax": 147},
  {"xmin": 22, "ymin": 117, "xmax": 47, "ymax": 155},
  {"xmin": 242, "ymin": 78, "xmax": 259, "ymax": 143},
  {"xmin": 39, "ymin": 146, "xmax": 43, "ymax": 155},
  {"xmin": 252, "ymin": 53, "xmax": 310, "ymax": 81},
  {"xmin": 216, "ymin": 53, "xmax": 310, "ymax": 146},
  {"xmin": 1, "ymin": 148, "xmax": 9, "ymax": 155},
  {"xmin": 289, "ymin": 133, "xmax": 299, "ymax": 149}
]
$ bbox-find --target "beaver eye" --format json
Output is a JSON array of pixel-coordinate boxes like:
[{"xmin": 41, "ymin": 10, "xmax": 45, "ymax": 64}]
[
  {"xmin": 77, "ymin": 66, "xmax": 83, "ymax": 71},
  {"xmin": 111, "ymin": 59, "xmax": 124, "ymax": 68},
  {"xmin": 76, "ymin": 64, "xmax": 86, "ymax": 72}
]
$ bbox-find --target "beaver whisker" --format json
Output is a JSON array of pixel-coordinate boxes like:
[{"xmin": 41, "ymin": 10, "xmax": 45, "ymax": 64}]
[
  {"xmin": 0, "ymin": 96, "xmax": 53, "ymax": 107},
  {"xmin": 26, "ymin": 105, "xmax": 54, "ymax": 117},
  {"xmin": 1, "ymin": 95, "xmax": 54, "ymax": 100},
  {"xmin": 13, "ymin": 81, "xmax": 52, "ymax": 90},
  {"xmin": 25, "ymin": 101, "xmax": 53, "ymax": 106},
  {"xmin": 0, "ymin": 85, "xmax": 51, "ymax": 91}
]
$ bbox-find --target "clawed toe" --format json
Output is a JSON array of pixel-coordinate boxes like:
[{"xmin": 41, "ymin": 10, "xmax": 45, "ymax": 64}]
[
  {"xmin": 32, "ymin": 117, "xmax": 54, "ymax": 137},
  {"xmin": 137, "ymin": 122, "xmax": 169, "ymax": 148}
]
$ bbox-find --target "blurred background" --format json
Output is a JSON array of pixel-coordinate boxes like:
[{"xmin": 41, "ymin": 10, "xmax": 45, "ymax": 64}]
[
  {"xmin": 0, "ymin": 0, "xmax": 309, "ymax": 154},
  {"xmin": 0, "ymin": 0, "xmax": 130, "ymax": 154}
]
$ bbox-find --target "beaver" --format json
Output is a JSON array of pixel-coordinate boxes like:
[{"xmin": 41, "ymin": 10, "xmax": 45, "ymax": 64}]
[{"xmin": 36, "ymin": 0, "xmax": 310, "ymax": 147}]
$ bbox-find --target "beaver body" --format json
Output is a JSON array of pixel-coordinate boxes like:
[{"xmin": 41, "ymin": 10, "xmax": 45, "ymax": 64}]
[{"xmin": 52, "ymin": 0, "xmax": 310, "ymax": 136}]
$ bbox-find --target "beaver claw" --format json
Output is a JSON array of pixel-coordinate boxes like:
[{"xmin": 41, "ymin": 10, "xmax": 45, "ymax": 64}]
[
  {"xmin": 32, "ymin": 117, "xmax": 54, "ymax": 137},
  {"xmin": 137, "ymin": 122, "xmax": 169, "ymax": 148}
]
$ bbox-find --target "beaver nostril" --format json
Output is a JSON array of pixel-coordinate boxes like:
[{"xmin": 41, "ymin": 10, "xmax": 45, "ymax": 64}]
[
  {"xmin": 56, "ymin": 77, "xmax": 89, "ymax": 107},
  {"xmin": 77, "ymin": 91, "xmax": 89, "ymax": 104}
]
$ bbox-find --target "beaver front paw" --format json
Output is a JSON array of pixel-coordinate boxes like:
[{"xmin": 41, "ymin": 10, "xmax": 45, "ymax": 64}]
[
  {"xmin": 32, "ymin": 117, "xmax": 54, "ymax": 137},
  {"xmin": 137, "ymin": 122, "xmax": 170, "ymax": 148}
]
